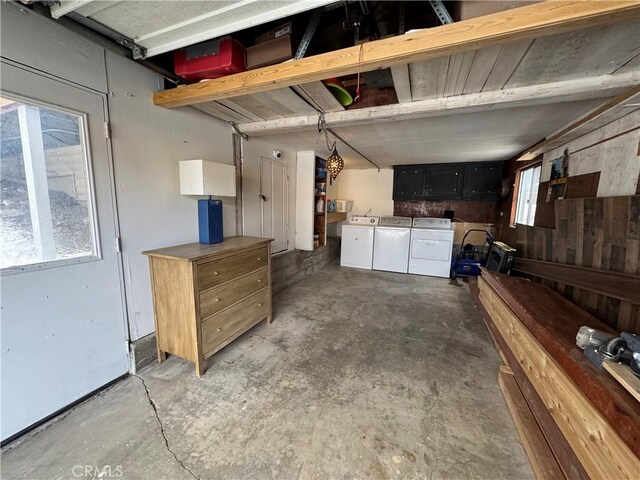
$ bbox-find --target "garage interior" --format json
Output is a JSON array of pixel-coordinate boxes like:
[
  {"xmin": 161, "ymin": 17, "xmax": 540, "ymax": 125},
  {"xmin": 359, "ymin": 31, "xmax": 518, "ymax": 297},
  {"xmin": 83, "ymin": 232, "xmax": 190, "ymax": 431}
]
[{"xmin": 1, "ymin": 1, "xmax": 639, "ymax": 479}]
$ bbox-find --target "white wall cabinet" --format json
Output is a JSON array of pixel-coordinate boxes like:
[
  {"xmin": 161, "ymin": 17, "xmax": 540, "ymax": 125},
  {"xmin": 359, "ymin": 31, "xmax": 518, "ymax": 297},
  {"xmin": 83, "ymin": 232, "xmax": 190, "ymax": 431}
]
[{"xmin": 295, "ymin": 151, "xmax": 316, "ymax": 251}]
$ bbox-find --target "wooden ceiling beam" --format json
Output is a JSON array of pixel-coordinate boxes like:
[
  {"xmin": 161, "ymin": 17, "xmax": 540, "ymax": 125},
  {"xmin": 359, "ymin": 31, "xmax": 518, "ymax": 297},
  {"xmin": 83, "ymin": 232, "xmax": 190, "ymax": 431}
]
[
  {"xmin": 153, "ymin": 1, "xmax": 640, "ymax": 108},
  {"xmin": 236, "ymin": 72, "xmax": 639, "ymax": 136}
]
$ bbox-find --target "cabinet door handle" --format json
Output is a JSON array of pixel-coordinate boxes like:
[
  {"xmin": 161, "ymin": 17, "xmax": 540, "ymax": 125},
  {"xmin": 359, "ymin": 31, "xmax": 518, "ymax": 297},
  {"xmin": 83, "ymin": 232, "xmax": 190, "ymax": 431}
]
[
  {"xmin": 258, "ymin": 279, "xmax": 262, "ymax": 283},
  {"xmin": 215, "ymin": 298, "xmax": 220, "ymax": 302},
  {"xmin": 216, "ymin": 328, "xmax": 221, "ymax": 332},
  {"xmin": 213, "ymin": 271, "xmax": 219, "ymax": 275},
  {"xmin": 258, "ymin": 303, "xmax": 263, "ymax": 307}
]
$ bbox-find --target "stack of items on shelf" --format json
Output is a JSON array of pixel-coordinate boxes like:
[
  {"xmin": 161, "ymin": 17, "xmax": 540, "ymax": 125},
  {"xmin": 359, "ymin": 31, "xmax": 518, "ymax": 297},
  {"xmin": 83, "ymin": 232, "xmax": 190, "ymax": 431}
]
[
  {"xmin": 470, "ymin": 269, "xmax": 640, "ymax": 480},
  {"xmin": 314, "ymin": 158, "xmax": 327, "ymax": 248},
  {"xmin": 173, "ymin": 22, "xmax": 295, "ymax": 82},
  {"xmin": 174, "ymin": 37, "xmax": 247, "ymax": 81},
  {"xmin": 246, "ymin": 21, "xmax": 294, "ymax": 69}
]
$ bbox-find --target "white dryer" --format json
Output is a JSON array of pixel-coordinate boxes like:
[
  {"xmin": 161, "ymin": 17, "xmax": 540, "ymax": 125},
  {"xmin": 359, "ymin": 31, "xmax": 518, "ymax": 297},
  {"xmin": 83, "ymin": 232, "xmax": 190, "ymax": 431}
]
[
  {"xmin": 409, "ymin": 218, "xmax": 454, "ymax": 278},
  {"xmin": 340, "ymin": 216, "xmax": 379, "ymax": 270},
  {"xmin": 373, "ymin": 216, "xmax": 412, "ymax": 273}
]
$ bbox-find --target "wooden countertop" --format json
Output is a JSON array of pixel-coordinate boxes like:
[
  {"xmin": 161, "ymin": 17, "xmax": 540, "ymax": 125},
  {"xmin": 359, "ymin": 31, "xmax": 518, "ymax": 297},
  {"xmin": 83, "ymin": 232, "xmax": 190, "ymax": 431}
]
[{"xmin": 142, "ymin": 236, "xmax": 272, "ymax": 262}]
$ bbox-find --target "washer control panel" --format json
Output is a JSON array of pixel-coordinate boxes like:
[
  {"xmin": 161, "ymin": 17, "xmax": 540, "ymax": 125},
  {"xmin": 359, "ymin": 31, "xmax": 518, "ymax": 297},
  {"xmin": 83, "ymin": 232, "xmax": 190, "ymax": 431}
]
[
  {"xmin": 348, "ymin": 216, "xmax": 380, "ymax": 225},
  {"xmin": 379, "ymin": 216, "xmax": 412, "ymax": 227},
  {"xmin": 412, "ymin": 217, "xmax": 452, "ymax": 229}
]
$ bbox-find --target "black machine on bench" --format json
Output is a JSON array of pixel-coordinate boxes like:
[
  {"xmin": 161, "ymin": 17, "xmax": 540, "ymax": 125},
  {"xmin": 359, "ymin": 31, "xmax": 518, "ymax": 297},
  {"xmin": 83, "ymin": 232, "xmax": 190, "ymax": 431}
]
[
  {"xmin": 450, "ymin": 229, "xmax": 515, "ymax": 279},
  {"xmin": 576, "ymin": 326, "xmax": 640, "ymax": 377},
  {"xmin": 486, "ymin": 241, "xmax": 516, "ymax": 274}
]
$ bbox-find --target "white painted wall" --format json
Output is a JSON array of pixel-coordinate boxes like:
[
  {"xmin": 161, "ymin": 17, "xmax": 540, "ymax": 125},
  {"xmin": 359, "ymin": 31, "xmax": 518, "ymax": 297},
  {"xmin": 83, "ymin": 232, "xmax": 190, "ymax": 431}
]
[
  {"xmin": 105, "ymin": 51, "xmax": 234, "ymax": 340},
  {"xmin": 0, "ymin": 3, "xmax": 235, "ymax": 439},
  {"xmin": 327, "ymin": 171, "xmax": 340, "ymax": 199},
  {"xmin": 337, "ymin": 169, "xmax": 395, "ymax": 217},
  {"xmin": 541, "ymin": 110, "xmax": 640, "ymax": 196},
  {"xmin": 241, "ymin": 137, "xmax": 297, "ymax": 252}
]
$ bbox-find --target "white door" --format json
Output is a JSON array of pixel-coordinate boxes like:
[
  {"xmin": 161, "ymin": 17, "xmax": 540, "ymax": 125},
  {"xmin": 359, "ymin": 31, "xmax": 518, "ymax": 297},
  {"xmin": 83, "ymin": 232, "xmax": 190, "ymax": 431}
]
[
  {"xmin": 261, "ymin": 157, "xmax": 288, "ymax": 254},
  {"xmin": 373, "ymin": 227, "xmax": 411, "ymax": 273},
  {"xmin": 0, "ymin": 61, "xmax": 129, "ymax": 441},
  {"xmin": 340, "ymin": 226, "xmax": 375, "ymax": 269}
]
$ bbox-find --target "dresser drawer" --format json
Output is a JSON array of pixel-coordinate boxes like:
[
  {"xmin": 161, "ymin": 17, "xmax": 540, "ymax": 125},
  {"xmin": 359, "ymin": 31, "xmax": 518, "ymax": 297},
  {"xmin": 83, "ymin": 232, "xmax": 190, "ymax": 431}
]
[
  {"xmin": 197, "ymin": 246, "xmax": 268, "ymax": 291},
  {"xmin": 199, "ymin": 268, "xmax": 268, "ymax": 320},
  {"xmin": 201, "ymin": 288, "xmax": 269, "ymax": 356}
]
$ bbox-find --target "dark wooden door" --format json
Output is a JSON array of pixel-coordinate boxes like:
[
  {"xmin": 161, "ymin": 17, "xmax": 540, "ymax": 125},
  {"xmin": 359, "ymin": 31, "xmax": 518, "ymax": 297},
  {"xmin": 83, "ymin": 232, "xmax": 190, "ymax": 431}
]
[
  {"xmin": 463, "ymin": 163, "xmax": 504, "ymax": 199},
  {"xmin": 424, "ymin": 165, "xmax": 463, "ymax": 199},
  {"xmin": 393, "ymin": 166, "xmax": 426, "ymax": 200}
]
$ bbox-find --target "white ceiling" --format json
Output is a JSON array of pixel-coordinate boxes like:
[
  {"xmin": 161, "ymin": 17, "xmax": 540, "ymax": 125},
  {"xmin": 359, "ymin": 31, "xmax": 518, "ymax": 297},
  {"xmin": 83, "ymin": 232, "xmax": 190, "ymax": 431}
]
[
  {"xmin": 50, "ymin": 0, "xmax": 337, "ymax": 57},
  {"xmin": 261, "ymin": 98, "xmax": 604, "ymax": 169}
]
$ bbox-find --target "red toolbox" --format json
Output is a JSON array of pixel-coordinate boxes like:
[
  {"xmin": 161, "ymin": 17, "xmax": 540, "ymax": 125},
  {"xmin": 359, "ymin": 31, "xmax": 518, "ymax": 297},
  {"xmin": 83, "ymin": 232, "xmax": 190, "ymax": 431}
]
[{"xmin": 174, "ymin": 38, "xmax": 246, "ymax": 82}]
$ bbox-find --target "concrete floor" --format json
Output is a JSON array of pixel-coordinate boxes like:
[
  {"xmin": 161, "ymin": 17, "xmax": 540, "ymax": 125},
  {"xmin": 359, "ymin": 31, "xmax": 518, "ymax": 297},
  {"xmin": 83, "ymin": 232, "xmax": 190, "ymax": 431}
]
[{"xmin": 2, "ymin": 264, "xmax": 533, "ymax": 480}]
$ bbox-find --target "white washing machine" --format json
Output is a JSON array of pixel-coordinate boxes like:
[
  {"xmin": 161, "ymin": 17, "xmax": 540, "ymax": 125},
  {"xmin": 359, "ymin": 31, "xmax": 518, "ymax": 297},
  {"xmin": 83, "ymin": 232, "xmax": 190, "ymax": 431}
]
[
  {"xmin": 340, "ymin": 216, "xmax": 379, "ymax": 270},
  {"xmin": 409, "ymin": 218, "xmax": 454, "ymax": 278},
  {"xmin": 373, "ymin": 216, "xmax": 412, "ymax": 273}
]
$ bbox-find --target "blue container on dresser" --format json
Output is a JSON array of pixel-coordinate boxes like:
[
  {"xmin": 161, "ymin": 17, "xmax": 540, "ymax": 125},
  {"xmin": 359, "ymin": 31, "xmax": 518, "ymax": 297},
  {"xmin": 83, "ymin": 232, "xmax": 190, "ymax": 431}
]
[{"xmin": 198, "ymin": 198, "xmax": 223, "ymax": 244}]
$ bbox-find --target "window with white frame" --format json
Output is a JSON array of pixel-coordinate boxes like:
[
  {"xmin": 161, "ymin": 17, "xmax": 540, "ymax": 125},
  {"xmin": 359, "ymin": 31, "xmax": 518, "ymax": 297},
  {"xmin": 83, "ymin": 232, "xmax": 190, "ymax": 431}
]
[
  {"xmin": 0, "ymin": 96, "xmax": 97, "ymax": 269},
  {"xmin": 515, "ymin": 164, "xmax": 541, "ymax": 226}
]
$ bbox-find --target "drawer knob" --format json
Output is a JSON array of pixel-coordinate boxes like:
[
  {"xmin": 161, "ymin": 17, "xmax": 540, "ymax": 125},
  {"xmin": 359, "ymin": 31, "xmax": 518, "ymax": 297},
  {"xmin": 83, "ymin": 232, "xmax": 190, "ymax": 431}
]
[
  {"xmin": 215, "ymin": 298, "xmax": 220, "ymax": 302},
  {"xmin": 216, "ymin": 328, "xmax": 221, "ymax": 332},
  {"xmin": 257, "ymin": 257, "xmax": 261, "ymax": 261},
  {"xmin": 258, "ymin": 303, "xmax": 263, "ymax": 307},
  {"xmin": 213, "ymin": 271, "xmax": 219, "ymax": 275},
  {"xmin": 257, "ymin": 279, "xmax": 262, "ymax": 283}
]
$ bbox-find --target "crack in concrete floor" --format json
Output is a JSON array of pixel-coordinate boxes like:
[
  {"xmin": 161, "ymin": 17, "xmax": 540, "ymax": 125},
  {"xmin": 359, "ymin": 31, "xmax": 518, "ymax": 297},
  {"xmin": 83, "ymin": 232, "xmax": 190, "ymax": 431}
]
[{"xmin": 135, "ymin": 375, "xmax": 201, "ymax": 480}]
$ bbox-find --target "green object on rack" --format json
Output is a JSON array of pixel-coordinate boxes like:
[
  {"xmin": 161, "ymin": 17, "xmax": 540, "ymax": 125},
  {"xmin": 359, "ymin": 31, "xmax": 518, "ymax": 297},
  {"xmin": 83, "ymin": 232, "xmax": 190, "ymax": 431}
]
[{"xmin": 324, "ymin": 79, "xmax": 353, "ymax": 106}]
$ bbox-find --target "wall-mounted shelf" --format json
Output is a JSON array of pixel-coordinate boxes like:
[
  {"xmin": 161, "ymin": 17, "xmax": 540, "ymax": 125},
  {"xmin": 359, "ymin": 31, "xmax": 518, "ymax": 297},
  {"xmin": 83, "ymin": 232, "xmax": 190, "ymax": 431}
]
[
  {"xmin": 151, "ymin": 2, "xmax": 638, "ymax": 109},
  {"xmin": 327, "ymin": 212, "xmax": 347, "ymax": 224},
  {"xmin": 314, "ymin": 157, "xmax": 327, "ymax": 249}
]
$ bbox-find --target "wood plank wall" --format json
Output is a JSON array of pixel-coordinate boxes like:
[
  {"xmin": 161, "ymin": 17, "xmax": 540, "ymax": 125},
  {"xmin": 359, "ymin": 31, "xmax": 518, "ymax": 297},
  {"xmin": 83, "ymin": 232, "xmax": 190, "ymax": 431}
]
[{"xmin": 503, "ymin": 195, "xmax": 640, "ymax": 333}]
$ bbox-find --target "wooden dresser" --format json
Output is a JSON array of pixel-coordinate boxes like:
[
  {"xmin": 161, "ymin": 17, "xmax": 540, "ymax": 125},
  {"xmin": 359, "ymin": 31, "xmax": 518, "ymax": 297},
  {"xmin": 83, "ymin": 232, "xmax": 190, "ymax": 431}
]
[{"xmin": 143, "ymin": 236, "xmax": 273, "ymax": 376}]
